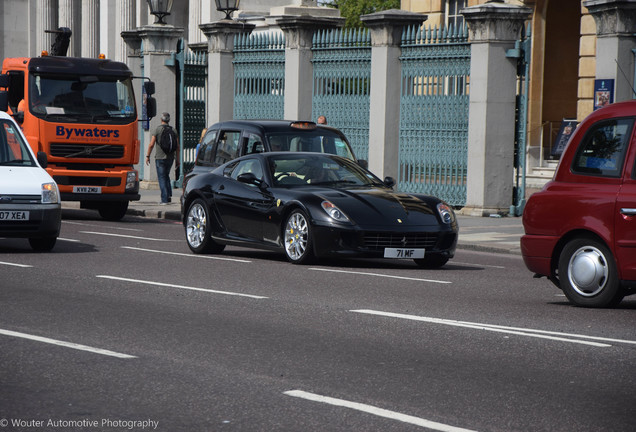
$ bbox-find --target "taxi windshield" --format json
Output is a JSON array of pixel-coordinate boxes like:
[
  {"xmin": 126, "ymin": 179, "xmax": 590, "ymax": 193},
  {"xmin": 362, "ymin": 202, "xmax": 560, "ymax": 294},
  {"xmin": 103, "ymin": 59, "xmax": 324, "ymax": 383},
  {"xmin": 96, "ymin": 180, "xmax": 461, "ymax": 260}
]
[
  {"xmin": 265, "ymin": 130, "xmax": 355, "ymax": 160},
  {"xmin": 0, "ymin": 120, "xmax": 35, "ymax": 166}
]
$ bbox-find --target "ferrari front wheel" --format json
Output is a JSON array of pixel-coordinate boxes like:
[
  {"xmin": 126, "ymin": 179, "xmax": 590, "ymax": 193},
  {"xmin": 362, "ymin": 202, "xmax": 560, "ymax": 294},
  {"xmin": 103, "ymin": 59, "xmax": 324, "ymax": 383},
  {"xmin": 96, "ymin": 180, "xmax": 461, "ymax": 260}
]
[{"xmin": 284, "ymin": 209, "xmax": 314, "ymax": 264}]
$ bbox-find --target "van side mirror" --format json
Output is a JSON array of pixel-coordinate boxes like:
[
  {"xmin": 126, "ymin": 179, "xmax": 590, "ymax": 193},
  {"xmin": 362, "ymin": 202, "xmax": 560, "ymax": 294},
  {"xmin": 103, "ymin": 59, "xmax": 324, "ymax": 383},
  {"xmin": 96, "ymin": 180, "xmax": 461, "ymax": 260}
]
[
  {"xmin": 384, "ymin": 176, "xmax": 395, "ymax": 188},
  {"xmin": 37, "ymin": 151, "xmax": 48, "ymax": 168}
]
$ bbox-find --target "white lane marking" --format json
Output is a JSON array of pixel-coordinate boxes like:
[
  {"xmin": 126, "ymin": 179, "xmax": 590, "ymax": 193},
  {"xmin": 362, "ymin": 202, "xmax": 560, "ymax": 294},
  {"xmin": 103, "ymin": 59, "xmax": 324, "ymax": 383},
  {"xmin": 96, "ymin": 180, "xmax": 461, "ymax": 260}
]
[
  {"xmin": 309, "ymin": 268, "xmax": 451, "ymax": 284},
  {"xmin": 97, "ymin": 275, "xmax": 268, "ymax": 299},
  {"xmin": 284, "ymin": 390, "xmax": 478, "ymax": 432},
  {"xmin": 80, "ymin": 231, "xmax": 172, "ymax": 241},
  {"xmin": 450, "ymin": 261, "xmax": 505, "ymax": 269},
  {"xmin": 350, "ymin": 310, "xmax": 620, "ymax": 348},
  {"xmin": 122, "ymin": 246, "xmax": 252, "ymax": 263},
  {"xmin": 0, "ymin": 328, "xmax": 136, "ymax": 359},
  {"xmin": 58, "ymin": 237, "xmax": 80, "ymax": 242},
  {"xmin": 0, "ymin": 261, "xmax": 32, "ymax": 268},
  {"xmin": 63, "ymin": 220, "xmax": 143, "ymax": 231}
]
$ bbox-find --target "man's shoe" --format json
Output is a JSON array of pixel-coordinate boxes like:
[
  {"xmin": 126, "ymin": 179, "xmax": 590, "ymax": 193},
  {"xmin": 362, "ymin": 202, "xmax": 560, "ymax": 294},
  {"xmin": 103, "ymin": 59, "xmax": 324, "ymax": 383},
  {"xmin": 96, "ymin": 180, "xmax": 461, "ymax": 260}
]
[{"xmin": 159, "ymin": 201, "xmax": 169, "ymax": 205}]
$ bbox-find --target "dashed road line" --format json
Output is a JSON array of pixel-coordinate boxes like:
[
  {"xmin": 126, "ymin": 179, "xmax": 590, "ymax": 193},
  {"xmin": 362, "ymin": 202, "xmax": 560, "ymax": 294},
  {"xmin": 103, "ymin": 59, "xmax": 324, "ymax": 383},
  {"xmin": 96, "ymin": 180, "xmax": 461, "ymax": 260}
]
[{"xmin": 309, "ymin": 268, "xmax": 451, "ymax": 284}]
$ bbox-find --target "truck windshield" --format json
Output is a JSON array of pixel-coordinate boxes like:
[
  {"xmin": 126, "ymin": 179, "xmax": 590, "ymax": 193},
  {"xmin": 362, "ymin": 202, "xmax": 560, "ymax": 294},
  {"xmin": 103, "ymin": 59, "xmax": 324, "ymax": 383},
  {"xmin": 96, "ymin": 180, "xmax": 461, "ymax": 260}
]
[
  {"xmin": 28, "ymin": 74, "xmax": 136, "ymax": 124},
  {"xmin": 0, "ymin": 120, "xmax": 35, "ymax": 166}
]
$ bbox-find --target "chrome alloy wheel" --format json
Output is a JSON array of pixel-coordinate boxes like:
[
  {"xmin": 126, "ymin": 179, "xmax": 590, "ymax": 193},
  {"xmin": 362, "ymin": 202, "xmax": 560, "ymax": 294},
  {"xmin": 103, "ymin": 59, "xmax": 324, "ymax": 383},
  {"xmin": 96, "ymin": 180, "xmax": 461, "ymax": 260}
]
[
  {"xmin": 284, "ymin": 211, "xmax": 309, "ymax": 261},
  {"xmin": 186, "ymin": 202, "xmax": 207, "ymax": 249},
  {"xmin": 567, "ymin": 245, "xmax": 609, "ymax": 297}
]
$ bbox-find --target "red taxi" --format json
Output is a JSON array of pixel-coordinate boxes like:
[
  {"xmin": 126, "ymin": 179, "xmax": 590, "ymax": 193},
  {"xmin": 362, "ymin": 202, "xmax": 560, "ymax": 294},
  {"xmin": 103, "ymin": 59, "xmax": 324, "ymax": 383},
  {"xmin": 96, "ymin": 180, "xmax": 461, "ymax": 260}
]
[{"xmin": 521, "ymin": 100, "xmax": 636, "ymax": 307}]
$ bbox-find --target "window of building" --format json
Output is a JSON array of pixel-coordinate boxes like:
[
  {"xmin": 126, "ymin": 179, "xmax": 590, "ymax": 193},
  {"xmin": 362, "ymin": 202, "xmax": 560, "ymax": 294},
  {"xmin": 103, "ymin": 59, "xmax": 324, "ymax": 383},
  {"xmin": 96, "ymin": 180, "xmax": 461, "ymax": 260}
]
[{"xmin": 446, "ymin": 0, "xmax": 466, "ymax": 29}]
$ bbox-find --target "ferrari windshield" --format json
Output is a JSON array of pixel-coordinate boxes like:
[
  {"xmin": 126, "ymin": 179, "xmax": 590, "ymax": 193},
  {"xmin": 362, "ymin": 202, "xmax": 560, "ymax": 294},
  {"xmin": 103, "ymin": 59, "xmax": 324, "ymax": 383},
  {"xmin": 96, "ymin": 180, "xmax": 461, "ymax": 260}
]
[
  {"xmin": 28, "ymin": 73, "xmax": 136, "ymax": 124},
  {"xmin": 267, "ymin": 154, "xmax": 383, "ymax": 187}
]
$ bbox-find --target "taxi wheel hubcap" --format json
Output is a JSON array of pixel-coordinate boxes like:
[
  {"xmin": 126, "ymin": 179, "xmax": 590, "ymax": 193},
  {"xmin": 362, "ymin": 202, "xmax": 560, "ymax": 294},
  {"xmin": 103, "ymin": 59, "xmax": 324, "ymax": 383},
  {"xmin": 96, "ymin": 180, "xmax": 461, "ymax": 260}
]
[{"xmin": 567, "ymin": 246, "xmax": 608, "ymax": 297}]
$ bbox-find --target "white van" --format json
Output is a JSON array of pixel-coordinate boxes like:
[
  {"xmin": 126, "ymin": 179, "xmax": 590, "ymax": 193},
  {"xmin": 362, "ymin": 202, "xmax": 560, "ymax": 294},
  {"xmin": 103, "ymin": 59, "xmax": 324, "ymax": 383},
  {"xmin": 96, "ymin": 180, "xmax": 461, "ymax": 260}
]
[{"xmin": 0, "ymin": 110, "xmax": 61, "ymax": 251}]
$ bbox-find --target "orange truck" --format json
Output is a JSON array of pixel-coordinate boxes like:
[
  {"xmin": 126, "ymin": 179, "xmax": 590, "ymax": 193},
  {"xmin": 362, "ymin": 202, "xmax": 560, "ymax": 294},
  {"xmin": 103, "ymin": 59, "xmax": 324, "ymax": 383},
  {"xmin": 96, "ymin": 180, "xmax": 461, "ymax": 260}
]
[{"xmin": 1, "ymin": 29, "xmax": 156, "ymax": 220}]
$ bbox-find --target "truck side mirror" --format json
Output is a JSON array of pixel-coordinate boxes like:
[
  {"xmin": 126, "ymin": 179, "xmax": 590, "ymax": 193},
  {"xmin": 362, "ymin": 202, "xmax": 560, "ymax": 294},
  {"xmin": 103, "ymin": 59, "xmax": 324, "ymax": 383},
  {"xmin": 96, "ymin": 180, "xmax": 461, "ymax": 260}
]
[
  {"xmin": 0, "ymin": 74, "xmax": 10, "ymax": 88},
  {"xmin": 0, "ymin": 91, "xmax": 8, "ymax": 112},
  {"xmin": 144, "ymin": 81, "xmax": 155, "ymax": 96},
  {"xmin": 146, "ymin": 96, "xmax": 157, "ymax": 119},
  {"xmin": 37, "ymin": 151, "xmax": 48, "ymax": 168}
]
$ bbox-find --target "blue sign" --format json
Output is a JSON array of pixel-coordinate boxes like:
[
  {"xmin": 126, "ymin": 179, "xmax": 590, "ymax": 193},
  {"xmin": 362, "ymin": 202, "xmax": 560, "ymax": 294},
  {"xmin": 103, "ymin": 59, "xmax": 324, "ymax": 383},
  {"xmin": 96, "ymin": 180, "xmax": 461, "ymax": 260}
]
[{"xmin": 594, "ymin": 79, "xmax": 614, "ymax": 110}]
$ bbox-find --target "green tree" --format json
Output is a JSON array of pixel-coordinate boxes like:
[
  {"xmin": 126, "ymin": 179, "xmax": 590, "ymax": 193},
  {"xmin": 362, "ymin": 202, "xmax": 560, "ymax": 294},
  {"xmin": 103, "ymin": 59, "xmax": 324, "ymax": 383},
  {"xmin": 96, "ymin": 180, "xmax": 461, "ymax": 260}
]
[{"xmin": 322, "ymin": 0, "xmax": 401, "ymax": 28}]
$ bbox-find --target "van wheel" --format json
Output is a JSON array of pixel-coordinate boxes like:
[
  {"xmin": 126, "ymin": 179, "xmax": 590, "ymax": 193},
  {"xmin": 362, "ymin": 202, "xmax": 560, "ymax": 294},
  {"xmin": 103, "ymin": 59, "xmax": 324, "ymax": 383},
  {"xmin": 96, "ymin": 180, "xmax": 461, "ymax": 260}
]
[
  {"xmin": 98, "ymin": 202, "xmax": 128, "ymax": 221},
  {"xmin": 186, "ymin": 199, "xmax": 225, "ymax": 254},
  {"xmin": 29, "ymin": 237, "xmax": 57, "ymax": 252},
  {"xmin": 558, "ymin": 237, "xmax": 623, "ymax": 307}
]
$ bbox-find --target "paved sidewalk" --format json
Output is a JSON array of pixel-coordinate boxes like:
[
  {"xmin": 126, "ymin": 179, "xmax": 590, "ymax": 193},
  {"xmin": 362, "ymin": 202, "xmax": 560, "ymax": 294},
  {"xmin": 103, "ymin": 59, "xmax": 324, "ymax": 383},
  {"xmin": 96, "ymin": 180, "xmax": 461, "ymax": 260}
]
[{"xmin": 65, "ymin": 187, "xmax": 525, "ymax": 255}]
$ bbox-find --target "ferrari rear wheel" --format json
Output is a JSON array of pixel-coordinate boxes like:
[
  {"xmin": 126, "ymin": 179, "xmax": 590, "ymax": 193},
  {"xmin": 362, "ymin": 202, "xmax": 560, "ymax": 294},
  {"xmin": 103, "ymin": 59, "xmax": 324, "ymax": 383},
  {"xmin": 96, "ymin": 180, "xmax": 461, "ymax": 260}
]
[
  {"xmin": 186, "ymin": 199, "xmax": 225, "ymax": 254},
  {"xmin": 414, "ymin": 254, "xmax": 449, "ymax": 269},
  {"xmin": 284, "ymin": 209, "xmax": 314, "ymax": 264}
]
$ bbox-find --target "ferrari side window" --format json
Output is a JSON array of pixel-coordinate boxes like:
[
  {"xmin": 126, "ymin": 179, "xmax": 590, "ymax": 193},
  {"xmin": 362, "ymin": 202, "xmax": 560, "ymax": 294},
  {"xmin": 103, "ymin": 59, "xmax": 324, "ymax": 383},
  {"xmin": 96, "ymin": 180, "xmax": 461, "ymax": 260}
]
[
  {"xmin": 572, "ymin": 118, "xmax": 633, "ymax": 178},
  {"xmin": 230, "ymin": 159, "xmax": 263, "ymax": 183}
]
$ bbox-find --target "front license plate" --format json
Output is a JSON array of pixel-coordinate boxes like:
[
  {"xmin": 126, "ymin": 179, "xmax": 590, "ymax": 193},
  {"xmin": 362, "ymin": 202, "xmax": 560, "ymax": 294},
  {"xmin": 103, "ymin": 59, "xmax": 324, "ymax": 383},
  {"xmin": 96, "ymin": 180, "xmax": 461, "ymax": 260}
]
[
  {"xmin": 0, "ymin": 211, "xmax": 29, "ymax": 221},
  {"xmin": 384, "ymin": 248, "xmax": 425, "ymax": 259},
  {"xmin": 73, "ymin": 186, "xmax": 102, "ymax": 194}
]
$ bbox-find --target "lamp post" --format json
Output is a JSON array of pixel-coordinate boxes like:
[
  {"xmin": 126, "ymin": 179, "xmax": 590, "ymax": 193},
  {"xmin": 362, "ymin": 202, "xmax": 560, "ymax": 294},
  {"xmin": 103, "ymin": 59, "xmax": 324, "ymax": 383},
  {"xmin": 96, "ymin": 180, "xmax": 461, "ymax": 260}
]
[
  {"xmin": 215, "ymin": 0, "xmax": 240, "ymax": 20},
  {"xmin": 146, "ymin": 0, "xmax": 174, "ymax": 25}
]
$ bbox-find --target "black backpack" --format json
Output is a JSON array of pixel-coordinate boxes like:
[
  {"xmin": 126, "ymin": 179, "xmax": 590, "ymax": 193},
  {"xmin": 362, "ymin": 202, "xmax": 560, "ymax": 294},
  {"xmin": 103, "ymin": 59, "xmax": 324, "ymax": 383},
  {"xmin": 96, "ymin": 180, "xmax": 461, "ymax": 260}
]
[{"xmin": 158, "ymin": 125, "xmax": 178, "ymax": 154}]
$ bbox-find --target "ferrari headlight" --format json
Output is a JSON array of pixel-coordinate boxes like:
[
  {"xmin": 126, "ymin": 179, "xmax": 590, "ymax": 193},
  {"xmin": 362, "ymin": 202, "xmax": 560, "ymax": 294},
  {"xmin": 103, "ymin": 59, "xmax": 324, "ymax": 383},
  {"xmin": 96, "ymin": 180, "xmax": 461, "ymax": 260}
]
[
  {"xmin": 41, "ymin": 182, "xmax": 59, "ymax": 204},
  {"xmin": 321, "ymin": 201, "xmax": 350, "ymax": 223},
  {"xmin": 437, "ymin": 202, "xmax": 455, "ymax": 224}
]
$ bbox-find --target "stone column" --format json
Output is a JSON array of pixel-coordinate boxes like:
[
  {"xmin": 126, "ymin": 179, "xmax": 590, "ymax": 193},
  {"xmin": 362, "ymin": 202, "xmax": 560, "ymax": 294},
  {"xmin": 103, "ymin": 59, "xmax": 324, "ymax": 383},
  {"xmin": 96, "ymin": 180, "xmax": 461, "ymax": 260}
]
[
  {"xmin": 36, "ymin": 0, "xmax": 57, "ymax": 54},
  {"xmin": 276, "ymin": 16, "xmax": 344, "ymax": 121},
  {"xmin": 137, "ymin": 24, "xmax": 184, "ymax": 184},
  {"xmin": 583, "ymin": 0, "xmax": 636, "ymax": 103},
  {"xmin": 360, "ymin": 10, "xmax": 427, "ymax": 180},
  {"xmin": 200, "ymin": 20, "xmax": 255, "ymax": 124},
  {"xmin": 116, "ymin": 0, "xmax": 135, "ymax": 63},
  {"xmin": 460, "ymin": 2, "xmax": 532, "ymax": 217},
  {"xmin": 58, "ymin": 0, "xmax": 79, "ymax": 56},
  {"xmin": 81, "ymin": 0, "xmax": 100, "ymax": 58},
  {"xmin": 189, "ymin": 0, "xmax": 203, "ymax": 44}
]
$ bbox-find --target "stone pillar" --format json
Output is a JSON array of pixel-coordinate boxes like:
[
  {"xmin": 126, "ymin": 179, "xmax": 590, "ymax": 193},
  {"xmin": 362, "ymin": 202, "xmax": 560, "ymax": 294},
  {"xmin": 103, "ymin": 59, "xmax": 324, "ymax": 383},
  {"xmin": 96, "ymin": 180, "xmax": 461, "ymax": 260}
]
[
  {"xmin": 36, "ymin": 0, "xmax": 57, "ymax": 54},
  {"xmin": 583, "ymin": 0, "xmax": 636, "ymax": 103},
  {"xmin": 58, "ymin": 0, "xmax": 79, "ymax": 56},
  {"xmin": 137, "ymin": 24, "xmax": 184, "ymax": 184},
  {"xmin": 460, "ymin": 2, "xmax": 532, "ymax": 217},
  {"xmin": 116, "ymin": 0, "xmax": 135, "ymax": 63},
  {"xmin": 360, "ymin": 10, "xmax": 427, "ymax": 180},
  {"xmin": 81, "ymin": 0, "xmax": 100, "ymax": 58},
  {"xmin": 200, "ymin": 20, "xmax": 255, "ymax": 124},
  {"xmin": 189, "ymin": 0, "xmax": 203, "ymax": 44},
  {"xmin": 276, "ymin": 16, "xmax": 344, "ymax": 121}
]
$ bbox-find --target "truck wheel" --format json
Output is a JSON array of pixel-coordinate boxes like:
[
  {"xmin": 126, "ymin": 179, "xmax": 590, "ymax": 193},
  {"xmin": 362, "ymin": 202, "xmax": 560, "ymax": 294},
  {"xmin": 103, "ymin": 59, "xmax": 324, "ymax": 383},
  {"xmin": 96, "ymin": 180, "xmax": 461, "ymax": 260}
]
[
  {"xmin": 98, "ymin": 202, "xmax": 129, "ymax": 221},
  {"xmin": 28, "ymin": 237, "xmax": 57, "ymax": 252},
  {"xmin": 558, "ymin": 237, "xmax": 624, "ymax": 308}
]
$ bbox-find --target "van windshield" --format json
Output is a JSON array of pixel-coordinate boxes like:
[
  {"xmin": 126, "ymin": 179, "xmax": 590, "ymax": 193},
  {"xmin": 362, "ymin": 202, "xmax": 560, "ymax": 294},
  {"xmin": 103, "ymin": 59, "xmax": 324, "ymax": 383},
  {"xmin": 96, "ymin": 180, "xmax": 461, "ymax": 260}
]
[
  {"xmin": 265, "ymin": 130, "xmax": 355, "ymax": 160},
  {"xmin": 0, "ymin": 120, "xmax": 36, "ymax": 166},
  {"xmin": 28, "ymin": 74, "xmax": 136, "ymax": 124}
]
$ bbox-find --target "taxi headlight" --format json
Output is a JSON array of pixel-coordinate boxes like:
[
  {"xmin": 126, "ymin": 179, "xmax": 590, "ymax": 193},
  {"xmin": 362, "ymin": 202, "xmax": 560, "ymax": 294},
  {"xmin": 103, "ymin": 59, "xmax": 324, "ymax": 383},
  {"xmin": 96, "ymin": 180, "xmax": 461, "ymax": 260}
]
[
  {"xmin": 42, "ymin": 182, "xmax": 59, "ymax": 204},
  {"xmin": 321, "ymin": 201, "xmax": 350, "ymax": 223}
]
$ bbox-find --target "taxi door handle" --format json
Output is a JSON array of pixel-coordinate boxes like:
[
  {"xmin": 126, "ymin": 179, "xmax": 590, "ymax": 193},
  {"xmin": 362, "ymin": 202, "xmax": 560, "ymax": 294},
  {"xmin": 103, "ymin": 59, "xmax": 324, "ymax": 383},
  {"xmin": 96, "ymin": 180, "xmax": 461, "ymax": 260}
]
[{"xmin": 620, "ymin": 208, "xmax": 636, "ymax": 216}]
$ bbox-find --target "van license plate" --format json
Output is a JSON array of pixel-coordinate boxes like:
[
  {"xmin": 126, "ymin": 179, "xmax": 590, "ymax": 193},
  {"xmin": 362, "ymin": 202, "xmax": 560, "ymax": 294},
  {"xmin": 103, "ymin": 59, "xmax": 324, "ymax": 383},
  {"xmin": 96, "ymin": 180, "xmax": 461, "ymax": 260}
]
[
  {"xmin": 384, "ymin": 248, "xmax": 425, "ymax": 259},
  {"xmin": 0, "ymin": 211, "xmax": 29, "ymax": 221},
  {"xmin": 73, "ymin": 186, "xmax": 101, "ymax": 194}
]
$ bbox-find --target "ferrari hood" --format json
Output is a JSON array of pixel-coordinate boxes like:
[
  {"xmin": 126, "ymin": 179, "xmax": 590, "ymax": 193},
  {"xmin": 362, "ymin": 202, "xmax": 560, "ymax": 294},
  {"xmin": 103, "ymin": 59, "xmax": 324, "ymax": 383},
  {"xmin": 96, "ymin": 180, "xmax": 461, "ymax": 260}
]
[{"xmin": 316, "ymin": 188, "xmax": 439, "ymax": 227}]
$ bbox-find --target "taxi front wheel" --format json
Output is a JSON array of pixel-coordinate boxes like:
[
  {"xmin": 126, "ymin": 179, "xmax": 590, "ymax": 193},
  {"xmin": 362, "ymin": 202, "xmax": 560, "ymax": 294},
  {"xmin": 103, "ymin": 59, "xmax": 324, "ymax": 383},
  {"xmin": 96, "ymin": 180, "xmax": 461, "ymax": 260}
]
[{"xmin": 558, "ymin": 236, "xmax": 624, "ymax": 308}]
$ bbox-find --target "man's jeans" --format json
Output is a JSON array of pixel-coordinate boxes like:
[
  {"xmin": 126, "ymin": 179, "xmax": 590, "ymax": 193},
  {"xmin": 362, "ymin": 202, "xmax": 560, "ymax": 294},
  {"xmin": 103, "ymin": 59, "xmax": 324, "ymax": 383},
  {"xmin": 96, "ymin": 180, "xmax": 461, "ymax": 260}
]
[{"xmin": 156, "ymin": 157, "xmax": 174, "ymax": 203}]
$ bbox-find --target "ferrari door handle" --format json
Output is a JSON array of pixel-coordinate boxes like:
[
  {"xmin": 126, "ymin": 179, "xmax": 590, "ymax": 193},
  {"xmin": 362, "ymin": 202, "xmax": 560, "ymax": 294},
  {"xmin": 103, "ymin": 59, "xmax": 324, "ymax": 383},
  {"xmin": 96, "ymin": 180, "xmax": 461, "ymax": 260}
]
[{"xmin": 620, "ymin": 208, "xmax": 636, "ymax": 216}]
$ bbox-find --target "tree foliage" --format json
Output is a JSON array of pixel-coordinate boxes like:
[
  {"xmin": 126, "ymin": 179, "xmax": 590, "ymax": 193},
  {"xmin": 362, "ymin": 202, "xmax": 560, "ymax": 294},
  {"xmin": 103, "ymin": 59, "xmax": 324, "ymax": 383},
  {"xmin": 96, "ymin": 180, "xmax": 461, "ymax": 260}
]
[{"xmin": 322, "ymin": 0, "xmax": 401, "ymax": 28}]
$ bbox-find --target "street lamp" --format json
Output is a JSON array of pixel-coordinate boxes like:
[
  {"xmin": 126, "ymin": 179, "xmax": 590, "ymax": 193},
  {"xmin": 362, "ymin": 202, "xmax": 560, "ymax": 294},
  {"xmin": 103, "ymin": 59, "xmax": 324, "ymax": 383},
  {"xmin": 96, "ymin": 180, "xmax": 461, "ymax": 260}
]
[
  {"xmin": 147, "ymin": 0, "xmax": 174, "ymax": 25},
  {"xmin": 215, "ymin": 0, "xmax": 240, "ymax": 20}
]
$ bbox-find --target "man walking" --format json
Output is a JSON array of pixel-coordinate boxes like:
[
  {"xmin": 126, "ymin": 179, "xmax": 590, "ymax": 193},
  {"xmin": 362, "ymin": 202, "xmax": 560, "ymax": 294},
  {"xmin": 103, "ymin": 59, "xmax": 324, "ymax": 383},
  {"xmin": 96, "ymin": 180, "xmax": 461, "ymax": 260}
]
[{"xmin": 146, "ymin": 112, "xmax": 179, "ymax": 204}]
